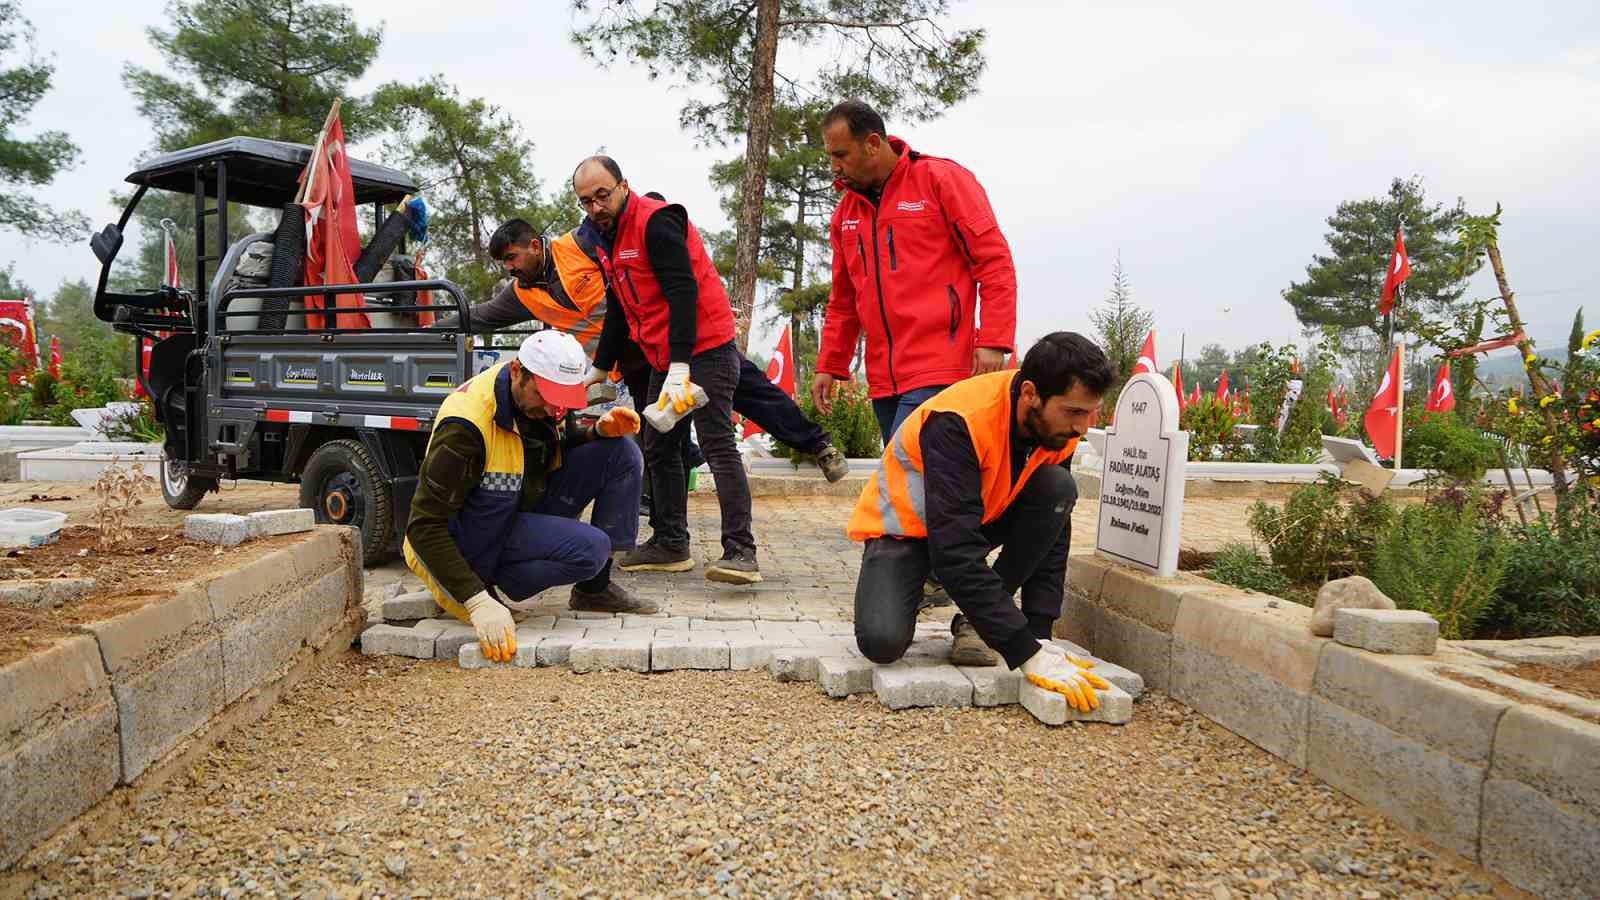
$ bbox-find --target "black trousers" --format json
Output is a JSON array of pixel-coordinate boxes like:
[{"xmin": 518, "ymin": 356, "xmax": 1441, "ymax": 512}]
[{"xmin": 854, "ymin": 465, "xmax": 1076, "ymax": 665}]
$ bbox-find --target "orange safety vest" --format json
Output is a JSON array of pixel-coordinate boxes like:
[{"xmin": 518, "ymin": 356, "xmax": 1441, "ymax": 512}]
[
  {"xmin": 511, "ymin": 231, "xmax": 609, "ymax": 356},
  {"xmin": 847, "ymin": 371, "xmax": 1077, "ymax": 541}
]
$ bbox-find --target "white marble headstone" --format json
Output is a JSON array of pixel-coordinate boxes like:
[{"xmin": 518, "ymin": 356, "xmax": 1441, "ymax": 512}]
[{"xmin": 1095, "ymin": 372, "xmax": 1188, "ymax": 577}]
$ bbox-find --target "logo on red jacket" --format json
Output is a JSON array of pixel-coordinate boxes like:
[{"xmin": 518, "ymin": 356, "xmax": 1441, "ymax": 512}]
[
  {"xmin": 895, "ymin": 200, "xmax": 927, "ymax": 212},
  {"xmin": 617, "ymin": 249, "xmax": 640, "ymax": 260},
  {"xmin": 840, "ymin": 218, "xmax": 860, "ymax": 232}
]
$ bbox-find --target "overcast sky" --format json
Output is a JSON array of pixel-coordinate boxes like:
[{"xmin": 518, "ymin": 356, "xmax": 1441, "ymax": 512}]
[{"xmin": 4, "ymin": 0, "xmax": 1597, "ymax": 364}]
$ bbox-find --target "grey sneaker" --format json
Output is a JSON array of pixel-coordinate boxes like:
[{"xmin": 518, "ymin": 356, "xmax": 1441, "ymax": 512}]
[
  {"xmin": 917, "ymin": 577, "xmax": 954, "ymax": 610},
  {"xmin": 617, "ymin": 539, "xmax": 694, "ymax": 573},
  {"xmin": 570, "ymin": 581, "xmax": 659, "ymax": 614},
  {"xmin": 949, "ymin": 617, "xmax": 999, "ymax": 667},
  {"xmin": 705, "ymin": 549, "xmax": 762, "ymax": 585},
  {"xmin": 815, "ymin": 444, "xmax": 850, "ymax": 483}
]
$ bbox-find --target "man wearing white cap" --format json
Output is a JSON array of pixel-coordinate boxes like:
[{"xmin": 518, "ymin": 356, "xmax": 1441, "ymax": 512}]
[{"xmin": 403, "ymin": 331, "xmax": 654, "ymax": 663}]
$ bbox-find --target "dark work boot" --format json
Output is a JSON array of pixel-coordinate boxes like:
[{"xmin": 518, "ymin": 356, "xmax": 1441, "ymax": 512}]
[
  {"xmin": 618, "ymin": 538, "xmax": 694, "ymax": 573},
  {"xmin": 704, "ymin": 548, "xmax": 761, "ymax": 585},
  {"xmin": 949, "ymin": 615, "xmax": 999, "ymax": 667},
  {"xmin": 569, "ymin": 581, "xmax": 659, "ymax": 614},
  {"xmin": 815, "ymin": 443, "xmax": 850, "ymax": 483}
]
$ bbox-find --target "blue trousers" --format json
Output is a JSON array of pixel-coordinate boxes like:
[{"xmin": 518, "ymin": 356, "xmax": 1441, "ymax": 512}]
[
  {"xmin": 871, "ymin": 385, "xmax": 948, "ymax": 445},
  {"xmin": 489, "ymin": 437, "xmax": 642, "ymax": 602}
]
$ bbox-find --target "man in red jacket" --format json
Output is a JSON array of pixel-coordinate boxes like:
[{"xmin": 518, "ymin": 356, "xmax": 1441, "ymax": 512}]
[
  {"xmin": 576, "ymin": 156, "xmax": 761, "ymax": 585},
  {"xmin": 811, "ymin": 99, "xmax": 1019, "ymax": 445}
]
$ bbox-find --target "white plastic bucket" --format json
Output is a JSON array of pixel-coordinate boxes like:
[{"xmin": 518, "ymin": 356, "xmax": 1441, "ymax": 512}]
[{"xmin": 0, "ymin": 508, "xmax": 67, "ymax": 547}]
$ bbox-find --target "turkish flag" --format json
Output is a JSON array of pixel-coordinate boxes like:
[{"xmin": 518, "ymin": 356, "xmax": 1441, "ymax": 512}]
[
  {"xmin": 1172, "ymin": 362, "xmax": 1186, "ymax": 412},
  {"xmin": 1364, "ymin": 347, "xmax": 1403, "ymax": 459},
  {"xmin": 48, "ymin": 335, "xmax": 60, "ymax": 378},
  {"xmin": 1215, "ymin": 369, "xmax": 1229, "ymax": 401},
  {"xmin": 743, "ymin": 325, "xmax": 795, "ymax": 439},
  {"xmin": 1189, "ymin": 384, "xmax": 1201, "ymax": 407},
  {"xmin": 1425, "ymin": 362, "xmax": 1456, "ymax": 413},
  {"xmin": 299, "ymin": 109, "xmax": 369, "ymax": 330},
  {"xmin": 1379, "ymin": 229, "xmax": 1411, "ymax": 317},
  {"xmin": 1131, "ymin": 331, "xmax": 1156, "ymax": 377}
]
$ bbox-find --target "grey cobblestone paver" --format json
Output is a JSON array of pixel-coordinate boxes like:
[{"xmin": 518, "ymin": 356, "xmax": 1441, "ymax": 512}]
[
  {"xmin": 817, "ymin": 656, "xmax": 876, "ymax": 697},
  {"xmin": 651, "ymin": 636, "xmax": 730, "ymax": 671},
  {"xmin": 359, "ymin": 624, "xmax": 434, "ymax": 659},
  {"xmin": 873, "ymin": 659, "xmax": 974, "ymax": 709},
  {"xmin": 1019, "ymin": 678, "xmax": 1134, "ymax": 725}
]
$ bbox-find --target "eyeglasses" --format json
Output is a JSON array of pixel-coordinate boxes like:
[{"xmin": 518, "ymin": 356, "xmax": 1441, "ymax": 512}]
[{"xmin": 576, "ymin": 184, "xmax": 622, "ymax": 210}]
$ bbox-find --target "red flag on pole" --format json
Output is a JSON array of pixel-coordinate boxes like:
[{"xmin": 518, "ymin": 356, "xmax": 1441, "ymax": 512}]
[
  {"xmin": 1005, "ymin": 352, "xmax": 1018, "ymax": 370},
  {"xmin": 1379, "ymin": 229, "xmax": 1411, "ymax": 317},
  {"xmin": 743, "ymin": 325, "xmax": 796, "ymax": 439},
  {"xmin": 299, "ymin": 103, "xmax": 369, "ymax": 330},
  {"xmin": 1131, "ymin": 331, "xmax": 1156, "ymax": 376},
  {"xmin": 1172, "ymin": 362, "xmax": 1186, "ymax": 412},
  {"xmin": 1189, "ymin": 384, "xmax": 1200, "ymax": 407},
  {"xmin": 47, "ymin": 336, "xmax": 60, "ymax": 378},
  {"xmin": 1214, "ymin": 369, "xmax": 1229, "ymax": 401},
  {"xmin": 1425, "ymin": 362, "xmax": 1456, "ymax": 413},
  {"xmin": 163, "ymin": 226, "xmax": 181, "ymax": 289},
  {"xmin": 1364, "ymin": 347, "xmax": 1403, "ymax": 459}
]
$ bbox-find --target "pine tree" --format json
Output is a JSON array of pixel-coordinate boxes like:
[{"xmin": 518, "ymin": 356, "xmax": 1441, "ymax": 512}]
[
  {"xmin": 1089, "ymin": 253, "xmax": 1154, "ymax": 382},
  {"xmin": 0, "ymin": 1, "xmax": 86, "ymax": 243}
]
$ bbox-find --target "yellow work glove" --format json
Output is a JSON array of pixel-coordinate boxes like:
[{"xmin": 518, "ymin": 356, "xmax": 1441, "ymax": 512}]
[
  {"xmin": 463, "ymin": 590, "xmax": 516, "ymax": 662},
  {"xmin": 1020, "ymin": 640, "xmax": 1111, "ymax": 712},
  {"xmin": 657, "ymin": 362, "xmax": 694, "ymax": 414},
  {"xmin": 596, "ymin": 406, "xmax": 640, "ymax": 438}
]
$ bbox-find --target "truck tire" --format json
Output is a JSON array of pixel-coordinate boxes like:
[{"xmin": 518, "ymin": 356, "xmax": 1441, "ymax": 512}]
[
  {"xmin": 299, "ymin": 439, "xmax": 394, "ymax": 566},
  {"xmin": 160, "ymin": 456, "xmax": 217, "ymax": 510}
]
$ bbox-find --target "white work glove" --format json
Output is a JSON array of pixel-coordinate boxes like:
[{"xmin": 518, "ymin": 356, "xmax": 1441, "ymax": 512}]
[
  {"xmin": 463, "ymin": 590, "xmax": 516, "ymax": 662},
  {"xmin": 657, "ymin": 362, "xmax": 693, "ymax": 413},
  {"xmin": 1020, "ymin": 640, "xmax": 1110, "ymax": 712}
]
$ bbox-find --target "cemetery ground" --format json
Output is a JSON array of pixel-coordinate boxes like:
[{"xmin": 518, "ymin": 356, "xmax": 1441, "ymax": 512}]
[{"xmin": 2, "ymin": 484, "xmax": 1521, "ymax": 896}]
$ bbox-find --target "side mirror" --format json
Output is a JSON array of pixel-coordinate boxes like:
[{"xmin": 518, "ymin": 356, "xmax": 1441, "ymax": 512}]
[{"xmin": 90, "ymin": 223, "xmax": 123, "ymax": 266}]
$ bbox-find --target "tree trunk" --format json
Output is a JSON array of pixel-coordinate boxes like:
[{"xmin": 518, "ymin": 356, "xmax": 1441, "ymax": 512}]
[
  {"xmin": 1485, "ymin": 234, "xmax": 1569, "ymax": 499},
  {"xmin": 790, "ymin": 185, "xmax": 805, "ymax": 339},
  {"xmin": 730, "ymin": 0, "xmax": 780, "ymax": 352}
]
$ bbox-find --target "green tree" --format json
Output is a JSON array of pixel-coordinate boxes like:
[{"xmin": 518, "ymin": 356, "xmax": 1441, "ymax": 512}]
[
  {"xmin": 369, "ymin": 76, "xmax": 576, "ymax": 302},
  {"xmin": 571, "ymin": 0, "xmax": 986, "ymax": 350},
  {"xmin": 117, "ymin": 0, "xmax": 383, "ymax": 296},
  {"xmin": 123, "ymin": 0, "xmax": 383, "ymax": 152},
  {"xmin": 1090, "ymin": 253, "xmax": 1154, "ymax": 384},
  {"xmin": 1283, "ymin": 176, "xmax": 1480, "ymax": 338},
  {"xmin": 0, "ymin": 1, "xmax": 87, "ymax": 243}
]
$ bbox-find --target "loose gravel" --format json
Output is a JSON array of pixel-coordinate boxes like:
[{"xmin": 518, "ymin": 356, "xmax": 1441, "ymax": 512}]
[{"xmin": 17, "ymin": 654, "xmax": 1511, "ymax": 899}]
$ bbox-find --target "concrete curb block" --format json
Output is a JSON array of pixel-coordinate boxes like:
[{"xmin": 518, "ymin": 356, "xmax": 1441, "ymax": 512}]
[
  {"xmin": 1058, "ymin": 552, "xmax": 1600, "ymax": 897},
  {"xmin": 0, "ymin": 526, "xmax": 361, "ymax": 871}
]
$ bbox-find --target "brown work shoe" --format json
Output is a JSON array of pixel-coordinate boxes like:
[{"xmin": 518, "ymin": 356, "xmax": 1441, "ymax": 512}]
[
  {"xmin": 815, "ymin": 444, "xmax": 850, "ymax": 483},
  {"xmin": 569, "ymin": 581, "xmax": 658, "ymax": 614},
  {"xmin": 617, "ymin": 539, "xmax": 694, "ymax": 573},
  {"xmin": 705, "ymin": 548, "xmax": 762, "ymax": 585},
  {"xmin": 949, "ymin": 617, "xmax": 999, "ymax": 667}
]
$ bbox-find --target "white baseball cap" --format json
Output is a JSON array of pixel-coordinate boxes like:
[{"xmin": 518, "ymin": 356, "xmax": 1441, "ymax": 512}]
[{"xmin": 516, "ymin": 330, "xmax": 589, "ymax": 411}]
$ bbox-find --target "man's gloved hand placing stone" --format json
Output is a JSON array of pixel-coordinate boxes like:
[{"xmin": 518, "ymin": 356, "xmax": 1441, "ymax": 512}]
[
  {"xmin": 463, "ymin": 590, "xmax": 516, "ymax": 662},
  {"xmin": 1020, "ymin": 640, "xmax": 1110, "ymax": 712}
]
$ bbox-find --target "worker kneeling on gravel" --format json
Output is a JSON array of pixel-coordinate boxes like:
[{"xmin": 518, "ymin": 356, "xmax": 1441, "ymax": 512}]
[
  {"xmin": 848, "ymin": 332, "xmax": 1115, "ymax": 711},
  {"xmin": 403, "ymin": 331, "xmax": 657, "ymax": 664}
]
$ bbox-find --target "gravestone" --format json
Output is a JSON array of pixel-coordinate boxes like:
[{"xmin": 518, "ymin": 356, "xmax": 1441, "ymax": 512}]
[{"xmin": 1095, "ymin": 372, "xmax": 1188, "ymax": 577}]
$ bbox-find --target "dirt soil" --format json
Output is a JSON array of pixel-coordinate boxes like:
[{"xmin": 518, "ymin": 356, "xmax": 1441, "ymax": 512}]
[
  {"xmin": 0, "ymin": 522, "xmax": 307, "ymax": 667},
  {"xmin": 1500, "ymin": 660, "xmax": 1600, "ymax": 702},
  {"xmin": 1440, "ymin": 670, "xmax": 1600, "ymax": 726},
  {"xmin": 10, "ymin": 656, "xmax": 1516, "ymax": 899}
]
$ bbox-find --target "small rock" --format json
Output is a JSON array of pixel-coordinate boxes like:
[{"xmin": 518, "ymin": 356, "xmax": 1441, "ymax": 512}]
[
  {"xmin": 1310, "ymin": 575, "xmax": 1395, "ymax": 636},
  {"xmin": 383, "ymin": 855, "xmax": 408, "ymax": 878}
]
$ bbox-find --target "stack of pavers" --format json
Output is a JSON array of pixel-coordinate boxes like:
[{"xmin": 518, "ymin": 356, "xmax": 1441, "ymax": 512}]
[{"xmin": 362, "ymin": 589, "xmax": 1142, "ymax": 725}]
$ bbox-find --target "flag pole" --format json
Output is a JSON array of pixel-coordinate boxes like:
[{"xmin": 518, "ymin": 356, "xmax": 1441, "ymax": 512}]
[
  {"xmin": 296, "ymin": 98, "xmax": 343, "ymax": 205},
  {"xmin": 1394, "ymin": 339, "xmax": 1406, "ymax": 471}
]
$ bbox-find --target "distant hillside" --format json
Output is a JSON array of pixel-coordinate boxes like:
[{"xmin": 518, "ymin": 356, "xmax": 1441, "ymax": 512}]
[{"xmin": 1476, "ymin": 347, "xmax": 1570, "ymax": 389}]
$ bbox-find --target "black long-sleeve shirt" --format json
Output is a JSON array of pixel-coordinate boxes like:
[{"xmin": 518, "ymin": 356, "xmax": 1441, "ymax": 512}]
[
  {"xmin": 919, "ymin": 378, "xmax": 1073, "ymax": 669},
  {"xmin": 591, "ymin": 198, "xmax": 700, "ymax": 370}
]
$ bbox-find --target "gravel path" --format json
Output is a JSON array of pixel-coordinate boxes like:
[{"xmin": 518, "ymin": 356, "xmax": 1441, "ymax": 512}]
[{"xmin": 17, "ymin": 655, "xmax": 1508, "ymax": 899}]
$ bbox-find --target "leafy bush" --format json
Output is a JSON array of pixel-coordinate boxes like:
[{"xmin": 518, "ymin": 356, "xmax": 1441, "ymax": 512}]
[
  {"xmin": 1406, "ymin": 411, "xmax": 1499, "ymax": 481},
  {"xmin": 1372, "ymin": 494, "xmax": 1510, "ymax": 640},
  {"xmin": 1180, "ymin": 395, "xmax": 1247, "ymax": 461},
  {"xmin": 1477, "ymin": 515, "xmax": 1600, "ymax": 638},
  {"xmin": 1249, "ymin": 477, "xmax": 1394, "ymax": 584},
  {"xmin": 773, "ymin": 377, "xmax": 882, "ymax": 463},
  {"xmin": 104, "ymin": 399, "xmax": 165, "ymax": 443},
  {"xmin": 43, "ymin": 333, "xmax": 129, "ymax": 425},
  {"xmin": 1208, "ymin": 542, "xmax": 1290, "ymax": 594},
  {"xmin": 1243, "ymin": 339, "xmax": 1336, "ymax": 463}
]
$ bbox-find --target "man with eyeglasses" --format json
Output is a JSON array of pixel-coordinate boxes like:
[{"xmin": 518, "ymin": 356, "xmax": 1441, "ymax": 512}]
[{"xmin": 573, "ymin": 156, "xmax": 762, "ymax": 585}]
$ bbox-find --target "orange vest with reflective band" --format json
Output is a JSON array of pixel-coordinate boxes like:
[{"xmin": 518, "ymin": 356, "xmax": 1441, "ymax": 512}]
[
  {"xmin": 511, "ymin": 232, "xmax": 609, "ymax": 356},
  {"xmin": 847, "ymin": 371, "xmax": 1077, "ymax": 541}
]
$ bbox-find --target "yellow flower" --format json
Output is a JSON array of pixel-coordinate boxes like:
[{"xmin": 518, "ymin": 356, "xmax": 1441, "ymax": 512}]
[
  {"xmin": 1542, "ymin": 435, "xmax": 1554, "ymax": 445},
  {"xmin": 1507, "ymin": 397, "xmax": 1519, "ymax": 414},
  {"xmin": 1583, "ymin": 329, "xmax": 1600, "ymax": 351},
  {"xmin": 1540, "ymin": 394, "xmax": 1556, "ymax": 408},
  {"xmin": 1525, "ymin": 353, "xmax": 1538, "ymax": 365}
]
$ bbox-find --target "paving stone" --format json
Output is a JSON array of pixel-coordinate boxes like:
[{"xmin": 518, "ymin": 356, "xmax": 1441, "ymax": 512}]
[
  {"xmin": 770, "ymin": 647, "xmax": 821, "ymax": 682},
  {"xmin": 550, "ymin": 617, "xmax": 590, "ymax": 633},
  {"xmin": 904, "ymin": 638, "xmax": 954, "ymax": 661},
  {"xmin": 1335, "ymin": 608, "xmax": 1439, "ymax": 655},
  {"xmin": 817, "ymin": 656, "xmax": 876, "ymax": 698},
  {"xmin": 873, "ymin": 661, "xmax": 974, "ymax": 709},
  {"xmin": 727, "ymin": 636, "xmax": 782, "ymax": 671},
  {"xmin": 816, "ymin": 621, "xmax": 854, "ymax": 636},
  {"xmin": 381, "ymin": 590, "xmax": 440, "ymax": 622},
  {"xmin": 651, "ymin": 636, "xmax": 730, "ymax": 671},
  {"xmin": 534, "ymin": 631, "xmax": 584, "ymax": 666},
  {"xmin": 183, "ymin": 513, "xmax": 252, "ymax": 546},
  {"xmin": 360, "ymin": 623, "xmax": 435, "ymax": 659},
  {"xmin": 569, "ymin": 637, "xmax": 651, "ymax": 673},
  {"xmin": 1019, "ymin": 678, "xmax": 1133, "ymax": 725},
  {"xmin": 689, "ymin": 618, "xmax": 757, "ymax": 633},
  {"xmin": 458, "ymin": 642, "xmax": 537, "ymax": 669},
  {"xmin": 961, "ymin": 665, "xmax": 1021, "ymax": 706},
  {"xmin": 516, "ymin": 615, "xmax": 556, "ymax": 631},
  {"xmin": 0, "ymin": 577, "xmax": 96, "ymax": 610},
  {"xmin": 433, "ymin": 624, "xmax": 479, "ymax": 661},
  {"xmin": 623, "ymin": 614, "xmax": 687, "ymax": 630},
  {"xmin": 246, "ymin": 508, "xmax": 315, "ymax": 537},
  {"xmin": 570, "ymin": 611, "xmax": 620, "ymax": 620},
  {"xmin": 577, "ymin": 616, "xmax": 623, "ymax": 631}
]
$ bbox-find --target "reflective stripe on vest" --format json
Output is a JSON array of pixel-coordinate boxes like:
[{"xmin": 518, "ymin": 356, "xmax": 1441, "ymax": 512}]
[
  {"xmin": 846, "ymin": 371, "xmax": 1077, "ymax": 541},
  {"xmin": 511, "ymin": 233, "xmax": 609, "ymax": 356}
]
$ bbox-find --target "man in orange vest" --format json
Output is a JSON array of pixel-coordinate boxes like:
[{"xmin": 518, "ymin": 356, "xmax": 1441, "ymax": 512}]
[{"xmin": 848, "ymin": 332, "xmax": 1115, "ymax": 711}]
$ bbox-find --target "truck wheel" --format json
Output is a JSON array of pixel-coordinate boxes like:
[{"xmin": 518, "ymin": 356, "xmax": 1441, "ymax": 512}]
[
  {"xmin": 160, "ymin": 456, "xmax": 217, "ymax": 510},
  {"xmin": 299, "ymin": 439, "xmax": 394, "ymax": 566}
]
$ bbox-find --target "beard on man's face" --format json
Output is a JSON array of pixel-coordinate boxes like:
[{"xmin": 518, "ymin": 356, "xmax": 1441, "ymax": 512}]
[{"xmin": 1025, "ymin": 405, "xmax": 1078, "ymax": 451}]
